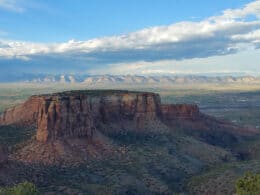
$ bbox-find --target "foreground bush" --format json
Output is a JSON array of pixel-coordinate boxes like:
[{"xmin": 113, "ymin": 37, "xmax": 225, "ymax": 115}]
[
  {"xmin": 0, "ymin": 182, "xmax": 39, "ymax": 195},
  {"xmin": 236, "ymin": 172, "xmax": 260, "ymax": 195}
]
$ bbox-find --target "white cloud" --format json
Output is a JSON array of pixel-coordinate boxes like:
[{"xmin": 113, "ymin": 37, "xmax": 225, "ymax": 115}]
[
  {"xmin": 232, "ymin": 29, "xmax": 260, "ymax": 44},
  {"xmin": 210, "ymin": 0, "xmax": 260, "ymax": 21},
  {"xmin": 0, "ymin": 0, "xmax": 260, "ymax": 75}
]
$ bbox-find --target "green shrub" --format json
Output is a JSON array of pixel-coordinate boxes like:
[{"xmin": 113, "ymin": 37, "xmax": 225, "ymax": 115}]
[
  {"xmin": 0, "ymin": 182, "xmax": 39, "ymax": 195},
  {"xmin": 236, "ymin": 172, "xmax": 260, "ymax": 195}
]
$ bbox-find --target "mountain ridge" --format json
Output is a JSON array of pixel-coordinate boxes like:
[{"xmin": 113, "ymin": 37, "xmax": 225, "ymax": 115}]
[{"xmin": 1, "ymin": 74, "xmax": 260, "ymax": 84}]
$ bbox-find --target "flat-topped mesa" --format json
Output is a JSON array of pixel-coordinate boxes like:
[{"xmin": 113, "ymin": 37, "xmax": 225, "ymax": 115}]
[
  {"xmin": 35, "ymin": 90, "xmax": 162, "ymax": 142},
  {"xmin": 161, "ymin": 104, "xmax": 200, "ymax": 121},
  {"xmin": 0, "ymin": 90, "xmax": 204, "ymax": 143}
]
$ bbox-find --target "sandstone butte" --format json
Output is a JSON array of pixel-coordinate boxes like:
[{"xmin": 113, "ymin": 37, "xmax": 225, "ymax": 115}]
[
  {"xmin": 0, "ymin": 90, "xmax": 258, "ymax": 165},
  {"xmin": 1, "ymin": 90, "xmax": 257, "ymax": 140},
  {"xmin": 0, "ymin": 90, "xmax": 201, "ymax": 143}
]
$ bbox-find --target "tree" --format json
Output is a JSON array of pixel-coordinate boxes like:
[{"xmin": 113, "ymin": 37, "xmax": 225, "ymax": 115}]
[
  {"xmin": 0, "ymin": 182, "xmax": 39, "ymax": 195},
  {"xmin": 236, "ymin": 172, "xmax": 260, "ymax": 195}
]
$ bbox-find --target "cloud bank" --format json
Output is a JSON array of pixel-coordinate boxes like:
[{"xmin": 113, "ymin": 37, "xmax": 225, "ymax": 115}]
[{"xmin": 0, "ymin": 0, "xmax": 260, "ymax": 74}]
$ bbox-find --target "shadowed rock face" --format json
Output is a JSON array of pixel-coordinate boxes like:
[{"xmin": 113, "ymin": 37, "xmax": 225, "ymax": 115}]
[{"xmin": 0, "ymin": 145, "xmax": 7, "ymax": 166}]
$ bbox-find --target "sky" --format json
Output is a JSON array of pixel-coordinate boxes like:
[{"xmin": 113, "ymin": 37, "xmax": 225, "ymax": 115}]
[{"xmin": 0, "ymin": 0, "xmax": 260, "ymax": 76}]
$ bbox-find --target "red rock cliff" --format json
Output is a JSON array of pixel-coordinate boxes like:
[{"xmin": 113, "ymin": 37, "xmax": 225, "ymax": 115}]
[
  {"xmin": 0, "ymin": 90, "xmax": 203, "ymax": 143},
  {"xmin": 36, "ymin": 91, "xmax": 161, "ymax": 142}
]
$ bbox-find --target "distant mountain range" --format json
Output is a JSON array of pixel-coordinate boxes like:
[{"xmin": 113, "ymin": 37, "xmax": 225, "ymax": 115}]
[{"xmin": 1, "ymin": 74, "xmax": 260, "ymax": 84}]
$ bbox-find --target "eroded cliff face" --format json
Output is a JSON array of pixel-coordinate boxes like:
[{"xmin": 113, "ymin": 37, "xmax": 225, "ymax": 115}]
[
  {"xmin": 36, "ymin": 92, "xmax": 162, "ymax": 142},
  {"xmin": 36, "ymin": 95, "xmax": 95, "ymax": 142},
  {"xmin": 0, "ymin": 96, "xmax": 42, "ymax": 126}
]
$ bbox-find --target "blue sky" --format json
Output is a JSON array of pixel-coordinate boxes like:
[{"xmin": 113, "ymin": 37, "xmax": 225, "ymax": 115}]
[
  {"xmin": 0, "ymin": 0, "xmax": 260, "ymax": 76},
  {"xmin": 0, "ymin": 0, "xmax": 254, "ymax": 42}
]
